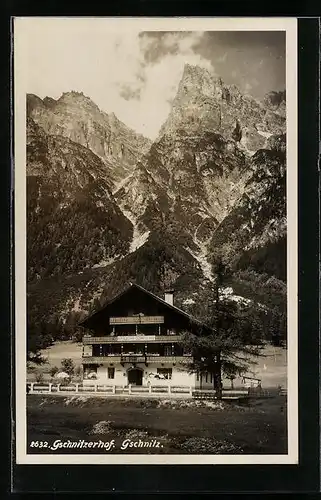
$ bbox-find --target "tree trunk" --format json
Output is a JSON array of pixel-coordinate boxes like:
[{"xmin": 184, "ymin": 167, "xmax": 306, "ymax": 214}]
[{"xmin": 213, "ymin": 352, "xmax": 222, "ymax": 399}]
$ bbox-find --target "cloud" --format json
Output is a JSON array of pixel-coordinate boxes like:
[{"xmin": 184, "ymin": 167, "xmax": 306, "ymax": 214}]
[
  {"xmin": 119, "ymin": 84, "xmax": 141, "ymax": 101},
  {"xmin": 114, "ymin": 31, "xmax": 214, "ymax": 137},
  {"xmin": 217, "ymin": 52, "xmax": 227, "ymax": 63},
  {"xmin": 24, "ymin": 23, "xmax": 213, "ymax": 139}
]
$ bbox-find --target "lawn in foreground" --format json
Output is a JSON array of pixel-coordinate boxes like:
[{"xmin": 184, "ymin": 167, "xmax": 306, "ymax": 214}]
[{"xmin": 27, "ymin": 394, "xmax": 287, "ymax": 455}]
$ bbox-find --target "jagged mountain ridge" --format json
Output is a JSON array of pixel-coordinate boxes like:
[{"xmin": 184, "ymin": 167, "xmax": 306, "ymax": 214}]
[
  {"xmin": 159, "ymin": 64, "xmax": 285, "ymax": 151},
  {"xmin": 114, "ymin": 64, "xmax": 286, "ymax": 275},
  {"xmin": 27, "ymin": 91, "xmax": 152, "ymax": 186},
  {"xmin": 26, "ymin": 63, "xmax": 287, "ymax": 330}
]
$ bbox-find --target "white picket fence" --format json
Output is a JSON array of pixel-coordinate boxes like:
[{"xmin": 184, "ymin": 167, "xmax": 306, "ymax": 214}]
[
  {"xmin": 26, "ymin": 382, "xmax": 194, "ymax": 397},
  {"xmin": 26, "ymin": 382, "xmax": 282, "ymax": 400}
]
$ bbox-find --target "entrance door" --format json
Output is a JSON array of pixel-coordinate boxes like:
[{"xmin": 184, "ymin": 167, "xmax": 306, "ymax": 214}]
[{"xmin": 128, "ymin": 368, "xmax": 143, "ymax": 386}]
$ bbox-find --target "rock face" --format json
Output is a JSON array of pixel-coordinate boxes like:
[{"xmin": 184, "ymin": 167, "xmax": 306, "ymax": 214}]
[
  {"xmin": 27, "ymin": 117, "xmax": 133, "ymax": 282},
  {"xmin": 114, "ymin": 64, "xmax": 286, "ymax": 279},
  {"xmin": 27, "ymin": 91, "xmax": 152, "ymax": 186},
  {"xmin": 159, "ymin": 64, "xmax": 285, "ymax": 152},
  {"xmin": 208, "ymin": 135, "xmax": 286, "ymax": 280},
  {"xmin": 263, "ymin": 90, "xmax": 286, "ymax": 117},
  {"xmin": 26, "ymin": 64, "xmax": 287, "ymax": 328},
  {"xmin": 115, "ymin": 131, "xmax": 248, "ymax": 251}
]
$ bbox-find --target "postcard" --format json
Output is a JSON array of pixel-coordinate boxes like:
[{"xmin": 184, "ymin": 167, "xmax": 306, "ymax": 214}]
[{"xmin": 14, "ymin": 16, "xmax": 298, "ymax": 465}]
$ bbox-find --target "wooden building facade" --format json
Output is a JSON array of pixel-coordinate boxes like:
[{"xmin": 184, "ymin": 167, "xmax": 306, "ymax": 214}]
[{"xmin": 80, "ymin": 283, "xmax": 221, "ymax": 391}]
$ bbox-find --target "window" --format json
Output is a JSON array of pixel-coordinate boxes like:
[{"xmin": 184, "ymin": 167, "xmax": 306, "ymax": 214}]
[
  {"xmin": 108, "ymin": 367, "xmax": 115, "ymax": 379},
  {"xmin": 196, "ymin": 372, "xmax": 199, "ymax": 382},
  {"xmin": 84, "ymin": 366, "xmax": 97, "ymax": 380},
  {"xmin": 92, "ymin": 345, "xmax": 100, "ymax": 357},
  {"xmin": 157, "ymin": 368, "xmax": 172, "ymax": 380},
  {"xmin": 205, "ymin": 372, "xmax": 208, "ymax": 383}
]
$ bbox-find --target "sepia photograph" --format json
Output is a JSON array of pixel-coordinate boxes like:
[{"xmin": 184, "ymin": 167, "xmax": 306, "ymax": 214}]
[{"xmin": 14, "ymin": 17, "xmax": 298, "ymax": 465}]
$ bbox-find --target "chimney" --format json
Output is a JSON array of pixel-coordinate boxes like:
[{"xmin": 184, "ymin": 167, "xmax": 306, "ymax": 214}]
[{"xmin": 164, "ymin": 289, "xmax": 174, "ymax": 306}]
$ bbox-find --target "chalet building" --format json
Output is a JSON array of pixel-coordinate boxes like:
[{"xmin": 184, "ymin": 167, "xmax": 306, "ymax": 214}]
[{"xmin": 79, "ymin": 283, "xmax": 221, "ymax": 391}]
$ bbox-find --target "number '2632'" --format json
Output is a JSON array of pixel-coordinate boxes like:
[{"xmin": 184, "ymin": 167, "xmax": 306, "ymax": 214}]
[{"xmin": 30, "ymin": 441, "xmax": 49, "ymax": 448}]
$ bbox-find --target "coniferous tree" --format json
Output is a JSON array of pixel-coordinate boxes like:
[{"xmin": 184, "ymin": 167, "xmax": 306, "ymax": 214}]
[{"xmin": 180, "ymin": 257, "xmax": 264, "ymax": 397}]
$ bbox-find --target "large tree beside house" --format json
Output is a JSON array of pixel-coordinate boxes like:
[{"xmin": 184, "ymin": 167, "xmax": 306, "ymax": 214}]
[{"xmin": 180, "ymin": 260, "xmax": 264, "ymax": 395}]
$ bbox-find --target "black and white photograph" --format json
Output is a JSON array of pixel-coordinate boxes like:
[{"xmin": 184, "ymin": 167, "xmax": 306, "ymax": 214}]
[{"xmin": 14, "ymin": 17, "xmax": 298, "ymax": 465}]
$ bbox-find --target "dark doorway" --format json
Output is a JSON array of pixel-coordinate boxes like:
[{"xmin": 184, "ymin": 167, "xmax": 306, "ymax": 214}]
[{"xmin": 127, "ymin": 368, "xmax": 143, "ymax": 386}]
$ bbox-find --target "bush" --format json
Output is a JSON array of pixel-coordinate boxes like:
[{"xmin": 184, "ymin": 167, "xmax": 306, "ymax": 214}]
[
  {"xmin": 181, "ymin": 437, "xmax": 243, "ymax": 454},
  {"xmin": 89, "ymin": 421, "xmax": 113, "ymax": 435},
  {"xmin": 61, "ymin": 358, "xmax": 75, "ymax": 376},
  {"xmin": 35, "ymin": 371, "xmax": 44, "ymax": 383},
  {"xmin": 49, "ymin": 366, "xmax": 59, "ymax": 377},
  {"xmin": 58, "ymin": 377, "xmax": 71, "ymax": 386},
  {"xmin": 125, "ymin": 429, "xmax": 149, "ymax": 440}
]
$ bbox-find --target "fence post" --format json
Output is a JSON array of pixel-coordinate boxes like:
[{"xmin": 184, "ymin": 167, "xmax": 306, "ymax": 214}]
[
  {"xmin": 112, "ymin": 385, "xmax": 116, "ymax": 394},
  {"xmin": 75, "ymin": 383, "xmax": 79, "ymax": 393},
  {"xmin": 57, "ymin": 384, "xmax": 60, "ymax": 392},
  {"xmin": 129, "ymin": 384, "xmax": 132, "ymax": 395},
  {"xmin": 48, "ymin": 383, "xmax": 52, "ymax": 393},
  {"xmin": 149, "ymin": 385, "xmax": 152, "ymax": 394},
  {"xmin": 189, "ymin": 386, "xmax": 193, "ymax": 397},
  {"xmin": 95, "ymin": 383, "xmax": 98, "ymax": 392},
  {"xmin": 30, "ymin": 382, "xmax": 34, "ymax": 393}
]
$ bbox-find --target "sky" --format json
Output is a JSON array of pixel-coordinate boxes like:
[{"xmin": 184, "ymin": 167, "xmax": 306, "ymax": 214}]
[{"xmin": 22, "ymin": 21, "xmax": 285, "ymax": 140}]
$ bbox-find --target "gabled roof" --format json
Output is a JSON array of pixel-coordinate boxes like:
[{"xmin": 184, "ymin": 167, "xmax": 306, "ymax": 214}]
[{"xmin": 79, "ymin": 282, "xmax": 209, "ymax": 330}]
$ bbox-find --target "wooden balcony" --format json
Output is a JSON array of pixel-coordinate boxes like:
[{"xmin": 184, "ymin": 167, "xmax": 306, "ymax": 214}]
[
  {"xmin": 121, "ymin": 355, "xmax": 146, "ymax": 363},
  {"xmin": 82, "ymin": 355, "xmax": 190, "ymax": 365},
  {"xmin": 82, "ymin": 356, "xmax": 122, "ymax": 364},
  {"xmin": 83, "ymin": 335, "xmax": 182, "ymax": 344},
  {"xmin": 110, "ymin": 316, "xmax": 164, "ymax": 325}
]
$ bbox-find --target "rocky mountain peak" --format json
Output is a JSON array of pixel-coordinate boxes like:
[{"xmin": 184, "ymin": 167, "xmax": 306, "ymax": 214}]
[
  {"xmin": 42, "ymin": 96, "xmax": 57, "ymax": 108},
  {"xmin": 26, "ymin": 74, "xmax": 287, "ymax": 333},
  {"xmin": 58, "ymin": 90, "xmax": 92, "ymax": 102},
  {"xmin": 56, "ymin": 91, "xmax": 106, "ymax": 117},
  {"xmin": 172, "ymin": 64, "xmax": 230, "ymax": 114},
  {"xmin": 159, "ymin": 64, "xmax": 286, "ymax": 152},
  {"xmin": 179, "ymin": 63, "xmax": 218, "ymax": 95},
  {"xmin": 26, "ymin": 94, "xmax": 47, "ymax": 115},
  {"xmin": 27, "ymin": 92, "xmax": 152, "ymax": 187}
]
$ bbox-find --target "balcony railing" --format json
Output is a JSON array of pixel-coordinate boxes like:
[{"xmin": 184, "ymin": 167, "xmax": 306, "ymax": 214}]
[
  {"xmin": 82, "ymin": 355, "xmax": 190, "ymax": 364},
  {"xmin": 110, "ymin": 316, "xmax": 164, "ymax": 325},
  {"xmin": 83, "ymin": 335, "xmax": 181, "ymax": 344},
  {"xmin": 82, "ymin": 356, "xmax": 122, "ymax": 364},
  {"xmin": 120, "ymin": 354, "xmax": 147, "ymax": 363}
]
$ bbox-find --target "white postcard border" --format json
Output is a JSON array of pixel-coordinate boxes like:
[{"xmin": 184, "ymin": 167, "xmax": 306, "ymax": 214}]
[{"xmin": 14, "ymin": 16, "xmax": 298, "ymax": 465}]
